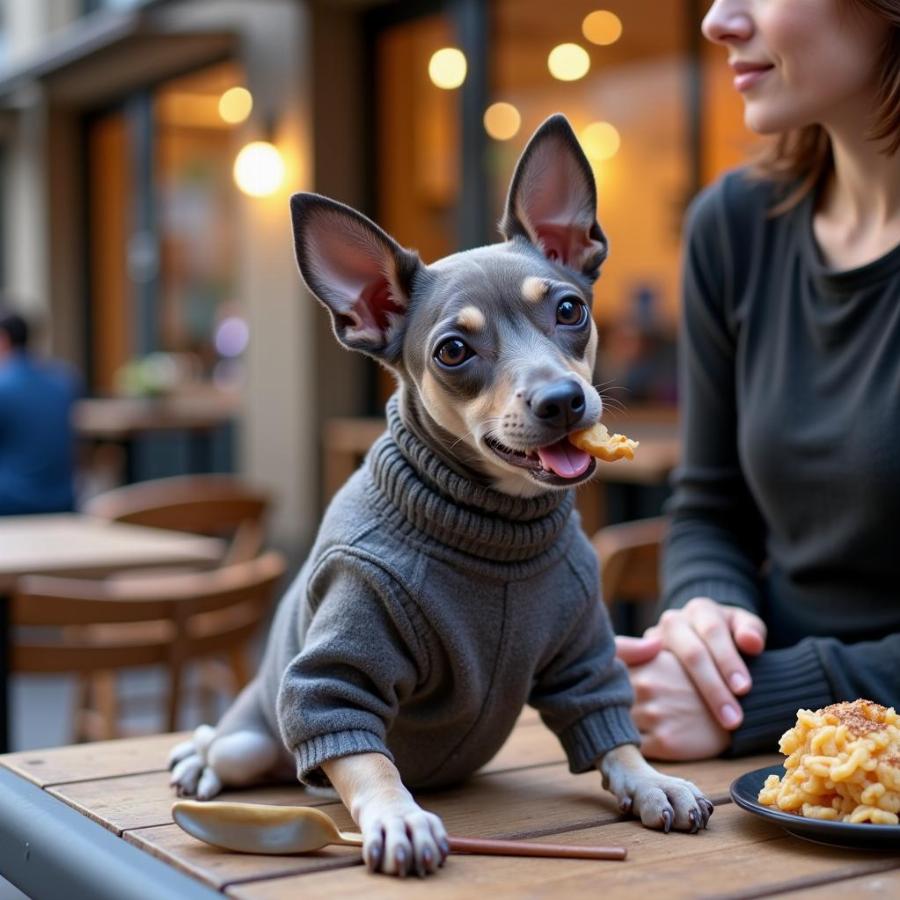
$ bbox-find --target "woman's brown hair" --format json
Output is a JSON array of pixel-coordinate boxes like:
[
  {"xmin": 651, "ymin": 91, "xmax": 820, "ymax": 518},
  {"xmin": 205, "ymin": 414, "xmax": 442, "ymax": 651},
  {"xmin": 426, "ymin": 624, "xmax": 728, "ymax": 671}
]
[{"xmin": 753, "ymin": 0, "xmax": 900, "ymax": 214}]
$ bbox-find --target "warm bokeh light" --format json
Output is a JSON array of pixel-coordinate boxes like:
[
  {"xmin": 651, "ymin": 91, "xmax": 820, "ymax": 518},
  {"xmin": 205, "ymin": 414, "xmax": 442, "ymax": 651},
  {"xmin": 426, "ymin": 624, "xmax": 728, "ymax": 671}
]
[
  {"xmin": 580, "ymin": 121, "xmax": 621, "ymax": 161},
  {"xmin": 428, "ymin": 47, "xmax": 467, "ymax": 89},
  {"xmin": 483, "ymin": 102, "xmax": 521, "ymax": 141},
  {"xmin": 547, "ymin": 43, "xmax": 590, "ymax": 82},
  {"xmin": 233, "ymin": 141, "xmax": 285, "ymax": 197},
  {"xmin": 218, "ymin": 86, "xmax": 253, "ymax": 124},
  {"xmin": 582, "ymin": 10, "xmax": 623, "ymax": 46}
]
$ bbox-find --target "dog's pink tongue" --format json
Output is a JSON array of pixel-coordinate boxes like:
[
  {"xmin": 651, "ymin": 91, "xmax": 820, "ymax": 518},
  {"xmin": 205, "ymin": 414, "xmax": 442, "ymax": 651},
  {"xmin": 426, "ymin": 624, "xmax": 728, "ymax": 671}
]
[{"xmin": 536, "ymin": 439, "xmax": 591, "ymax": 479}]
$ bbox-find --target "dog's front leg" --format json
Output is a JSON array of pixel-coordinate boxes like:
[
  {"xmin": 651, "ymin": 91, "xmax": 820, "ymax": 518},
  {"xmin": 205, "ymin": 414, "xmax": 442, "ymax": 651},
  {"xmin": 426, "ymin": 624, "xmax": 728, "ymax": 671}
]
[
  {"xmin": 321, "ymin": 753, "xmax": 449, "ymax": 877},
  {"xmin": 597, "ymin": 743, "xmax": 714, "ymax": 833}
]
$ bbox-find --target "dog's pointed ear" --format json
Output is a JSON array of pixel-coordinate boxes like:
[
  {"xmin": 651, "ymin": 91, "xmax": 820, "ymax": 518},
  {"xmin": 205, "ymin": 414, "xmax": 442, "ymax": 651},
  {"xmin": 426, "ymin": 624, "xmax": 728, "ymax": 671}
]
[
  {"xmin": 500, "ymin": 114, "xmax": 607, "ymax": 281},
  {"xmin": 290, "ymin": 193, "xmax": 422, "ymax": 363}
]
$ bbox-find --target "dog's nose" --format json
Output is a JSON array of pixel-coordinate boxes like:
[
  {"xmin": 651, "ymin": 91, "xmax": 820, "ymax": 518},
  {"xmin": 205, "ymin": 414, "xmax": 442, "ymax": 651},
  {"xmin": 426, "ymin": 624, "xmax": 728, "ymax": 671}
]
[{"xmin": 529, "ymin": 380, "xmax": 586, "ymax": 429}]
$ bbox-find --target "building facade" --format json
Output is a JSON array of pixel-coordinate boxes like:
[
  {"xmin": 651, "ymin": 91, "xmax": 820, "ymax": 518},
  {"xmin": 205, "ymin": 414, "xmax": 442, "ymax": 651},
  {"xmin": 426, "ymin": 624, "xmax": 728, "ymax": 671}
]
[{"xmin": 0, "ymin": 0, "xmax": 750, "ymax": 555}]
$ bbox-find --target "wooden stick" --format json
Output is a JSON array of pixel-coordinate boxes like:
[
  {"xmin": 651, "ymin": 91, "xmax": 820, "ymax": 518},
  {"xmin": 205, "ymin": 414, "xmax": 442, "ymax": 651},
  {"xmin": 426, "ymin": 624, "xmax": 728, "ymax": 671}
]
[{"xmin": 448, "ymin": 836, "xmax": 627, "ymax": 860}]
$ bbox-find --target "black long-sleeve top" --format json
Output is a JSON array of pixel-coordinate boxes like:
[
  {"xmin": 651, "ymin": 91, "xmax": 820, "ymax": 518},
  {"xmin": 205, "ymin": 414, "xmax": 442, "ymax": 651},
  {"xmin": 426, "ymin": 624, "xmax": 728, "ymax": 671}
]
[{"xmin": 662, "ymin": 169, "xmax": 900, "ymax": 755}]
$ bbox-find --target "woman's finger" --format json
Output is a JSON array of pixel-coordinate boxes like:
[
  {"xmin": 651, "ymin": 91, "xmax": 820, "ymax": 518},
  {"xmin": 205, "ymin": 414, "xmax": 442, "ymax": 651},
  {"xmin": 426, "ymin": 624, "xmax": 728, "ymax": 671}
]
[
  {"xmin": 662, "ymin": 620, "xmax": 743, "ymax": 730},
  {"xmin": 689, "ymin": 606, "xmax": 753, "ymax": 695},
  {"xmin": 727, "ymin": 607, "xmax": 767, "ymax": 655},
  {"xmin": 615, "ymin": 634, "xmax": 663, "ymax": 666}
]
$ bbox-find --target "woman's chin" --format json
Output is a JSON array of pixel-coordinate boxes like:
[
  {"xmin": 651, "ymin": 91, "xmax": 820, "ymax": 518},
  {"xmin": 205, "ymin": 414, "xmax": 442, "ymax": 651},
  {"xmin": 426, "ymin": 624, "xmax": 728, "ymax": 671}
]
[{"xmin": 743, "ymin": 105, "xmax": 796, "ymax": 136}]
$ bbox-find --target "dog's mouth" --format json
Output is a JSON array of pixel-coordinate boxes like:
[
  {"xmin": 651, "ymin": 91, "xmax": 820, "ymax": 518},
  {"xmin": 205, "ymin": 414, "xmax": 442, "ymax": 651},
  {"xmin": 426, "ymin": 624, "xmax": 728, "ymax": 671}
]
[{"xmin": 484, "ymin": 434, "xmax": 596, "ymax": 486}]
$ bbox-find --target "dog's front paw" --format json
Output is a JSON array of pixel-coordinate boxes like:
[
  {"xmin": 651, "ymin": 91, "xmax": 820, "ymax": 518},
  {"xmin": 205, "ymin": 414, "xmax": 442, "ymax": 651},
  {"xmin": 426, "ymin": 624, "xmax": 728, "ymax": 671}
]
[
  {"xmin": 613, "ymin": 770, "xmax": 713, "ymax": 833},
  {"xmin": 358, "ymin": 798, "xmax": 449, "ymax": 877},
  {"xmin": 168, "ymin": 725, "xmax": 222, "ymax": 800}
]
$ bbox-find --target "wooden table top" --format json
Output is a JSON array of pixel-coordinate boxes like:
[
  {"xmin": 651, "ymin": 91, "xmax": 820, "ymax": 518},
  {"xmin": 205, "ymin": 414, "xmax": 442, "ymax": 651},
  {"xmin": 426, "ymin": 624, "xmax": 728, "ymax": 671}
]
[
  {"xmin": 1, "ymin": 710, "xmax": 897, "ymax": 898},
  {"xmin": 0, "ymin": 513, "xmax": 223, "ymax": 592},
  {"xmin": 74, "ymin": 390, "xmax": 239, "ymax": 440}
]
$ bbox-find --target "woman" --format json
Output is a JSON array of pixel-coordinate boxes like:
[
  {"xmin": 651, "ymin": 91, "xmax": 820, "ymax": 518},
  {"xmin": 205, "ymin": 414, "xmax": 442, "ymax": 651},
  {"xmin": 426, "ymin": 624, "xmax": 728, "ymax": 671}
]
[{"xmin": 616, "ymin": 0, "xmax": 900, "ymax": 759}]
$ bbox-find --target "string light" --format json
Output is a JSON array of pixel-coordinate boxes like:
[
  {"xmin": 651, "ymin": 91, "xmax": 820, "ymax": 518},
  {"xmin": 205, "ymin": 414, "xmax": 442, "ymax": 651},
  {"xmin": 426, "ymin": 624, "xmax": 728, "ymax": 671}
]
[
  {"xmin": 428, "ymin": 48, "xmax": 467, "ymax": 89},
  {"xmin": 580, "ymin": 121, "xmax": 620, "ymax": 161},
  {"xmin": 582, "ymin": 11, "xmax": 623, "ymax": 46},
  {"xmin": 484, "ymin": 102, "xmax": 522, "ymax": 140},
  {"xmin": 218, "ymin": 87, "xmax": 253, "ymax": 124},
  {"xmin": 233, "ymin": 141, "xmax": 285, "ymax": 197},
  {"xmin": 548, "ymin": 44, "xmax": 590, "ymax": 81}
]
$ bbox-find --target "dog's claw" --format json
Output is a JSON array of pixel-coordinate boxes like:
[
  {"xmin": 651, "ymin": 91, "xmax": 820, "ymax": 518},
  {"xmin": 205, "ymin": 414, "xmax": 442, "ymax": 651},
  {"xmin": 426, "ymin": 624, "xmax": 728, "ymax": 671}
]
[
  {"xmin": 395, "ymin": 847, "xmax": 408, "ymax": 878},
  {"xmin": 662, "ymin": 809, "xmax": 673, "ymax": 833},
  {"xmin": 618, "ymin": 796, "xmax": 633, "ymax": 815},
  {"xmin": 367, "ymin": 841, "xmax": 382, "ymax": 873},
  {"xmin": 700, "ymin": 799, "xmax": 714, "ymax": 827},
  {"xmin": 688, "ymin": 808, "xmax": 700, "ymax": 834}
]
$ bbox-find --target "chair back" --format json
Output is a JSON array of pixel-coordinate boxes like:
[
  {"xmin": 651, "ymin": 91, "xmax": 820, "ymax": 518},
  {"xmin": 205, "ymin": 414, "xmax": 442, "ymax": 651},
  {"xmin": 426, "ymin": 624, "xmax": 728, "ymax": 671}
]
[
  {"xmin": 85, "ymin": 475, "xmax": 270, "ymax": 564},
  {"xmin": 11, "ymin": 551, "xmax": 285, "ymax": 676},
  {"xmin": 592, "ymin": 516, "xmax": 668, "ymax": 607}
]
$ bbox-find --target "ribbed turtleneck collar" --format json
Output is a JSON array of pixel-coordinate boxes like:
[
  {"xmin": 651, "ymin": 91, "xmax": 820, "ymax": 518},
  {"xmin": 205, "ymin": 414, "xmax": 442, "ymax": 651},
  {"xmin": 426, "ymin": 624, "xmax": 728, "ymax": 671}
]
[{"xmin": 366, "ymin": 395, "xmax": 574, "ymax": 563}]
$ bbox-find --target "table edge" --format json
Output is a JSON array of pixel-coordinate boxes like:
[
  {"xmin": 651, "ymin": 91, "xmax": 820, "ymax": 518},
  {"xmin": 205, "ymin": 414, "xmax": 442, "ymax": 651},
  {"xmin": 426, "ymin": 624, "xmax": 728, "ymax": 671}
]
[{"xmin": 0, "ymin": 767, "xmax": 221, "ymax": 900}]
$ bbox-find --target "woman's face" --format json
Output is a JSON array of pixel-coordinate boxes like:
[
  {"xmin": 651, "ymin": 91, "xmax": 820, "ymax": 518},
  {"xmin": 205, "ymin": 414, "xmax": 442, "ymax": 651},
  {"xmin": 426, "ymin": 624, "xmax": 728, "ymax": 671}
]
[{"xmin": 702, "ymin": 0, "xmax": 889, "ymax": 135}]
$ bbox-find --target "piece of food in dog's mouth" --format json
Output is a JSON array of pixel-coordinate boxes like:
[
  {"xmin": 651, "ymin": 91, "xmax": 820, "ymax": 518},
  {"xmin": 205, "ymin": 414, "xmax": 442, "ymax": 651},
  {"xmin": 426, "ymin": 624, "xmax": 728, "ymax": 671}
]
[{"xmin": 570, "ymin": 423, "xmax": 639, "ymax": 462}]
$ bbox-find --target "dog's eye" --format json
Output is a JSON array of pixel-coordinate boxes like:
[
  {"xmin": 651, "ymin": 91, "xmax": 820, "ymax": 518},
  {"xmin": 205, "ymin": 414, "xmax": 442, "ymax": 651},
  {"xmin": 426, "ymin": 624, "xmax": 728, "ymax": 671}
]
[
  {"xmin": 556, "ymin": 297, "xmax": 588, "ymax": 327},
  {"xmin": 434, "ymin": 338, "xmax": 472, "ymax": 367}
]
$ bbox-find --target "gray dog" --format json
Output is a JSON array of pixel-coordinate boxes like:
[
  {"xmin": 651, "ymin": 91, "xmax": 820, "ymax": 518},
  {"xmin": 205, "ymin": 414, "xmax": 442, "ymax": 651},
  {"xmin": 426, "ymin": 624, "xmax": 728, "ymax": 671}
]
[{"xmin": 169, "ymin": 114, "xmax": 713, "ymax": 877}]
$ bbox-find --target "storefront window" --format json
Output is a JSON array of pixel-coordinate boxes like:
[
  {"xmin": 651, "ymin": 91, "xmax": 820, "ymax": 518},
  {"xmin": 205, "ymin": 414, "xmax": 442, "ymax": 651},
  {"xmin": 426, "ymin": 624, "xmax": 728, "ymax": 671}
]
[
  {"xmin": 368, "ymin": 0, "xmax": 756, "ymax": 409},
  {"xmin": 86, "ymin": 60, "xmax": 247, "ymax": 394},
  {"xmin": 154, "ymin": 61, "xmax": 244, "ymax": 386}
]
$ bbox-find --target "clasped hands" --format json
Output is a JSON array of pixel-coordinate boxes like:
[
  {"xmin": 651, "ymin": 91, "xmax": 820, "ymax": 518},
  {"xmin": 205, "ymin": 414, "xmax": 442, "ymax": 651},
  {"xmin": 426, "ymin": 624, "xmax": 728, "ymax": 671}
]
[{"xmin": 616, "ymin": 598, "xmax": 767, "ymax": 760}]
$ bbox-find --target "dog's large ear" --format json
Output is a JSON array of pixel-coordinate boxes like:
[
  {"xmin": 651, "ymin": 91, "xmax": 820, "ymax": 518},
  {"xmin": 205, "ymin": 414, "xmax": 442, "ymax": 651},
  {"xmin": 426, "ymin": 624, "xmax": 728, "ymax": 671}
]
[
  {"xmin": 290, "ymin": 193, "xmax": 421, "ymax": 363},
  {"xmin": 500, "ymin": 114, "xmax": 607, "ymax": 281}
]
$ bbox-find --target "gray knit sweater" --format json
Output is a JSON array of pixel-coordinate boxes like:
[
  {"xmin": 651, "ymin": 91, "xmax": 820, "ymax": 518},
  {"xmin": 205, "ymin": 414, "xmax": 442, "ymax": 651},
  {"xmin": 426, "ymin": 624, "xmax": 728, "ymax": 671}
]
[{"xmin": 257, "ymin": 395, "xmax": 639, "ymax": 790}]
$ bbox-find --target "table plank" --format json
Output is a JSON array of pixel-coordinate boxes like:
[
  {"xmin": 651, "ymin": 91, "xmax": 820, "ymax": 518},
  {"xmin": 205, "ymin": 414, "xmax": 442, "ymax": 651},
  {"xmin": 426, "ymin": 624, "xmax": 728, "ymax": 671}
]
[
  {"xmin": 0, "ymin": 514, "xmax": 223, "ymax": 591},
  {"xmin": 125, "ymin": 823, "xmax": 359, "ymax": 889},
  {"xmin": 0, "ymin": 731, "xmax": 190, "ymax": 787},
  {"xmin": 47, "ymin": 774, "xmax": 342, "ymax": 835},
  {"xmin": 227, "ymin": 805, "xmax": 899, "ymax": 900},
  {"xmin": 766, "ymin": 867, "xmax": 900, "ymax": 898}
]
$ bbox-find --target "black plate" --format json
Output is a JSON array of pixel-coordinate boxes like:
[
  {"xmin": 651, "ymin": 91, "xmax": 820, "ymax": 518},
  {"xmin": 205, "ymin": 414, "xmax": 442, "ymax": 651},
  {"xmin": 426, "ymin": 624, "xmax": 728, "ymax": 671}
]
[{"xmin": 730, "ymin": 764, "xmax": 900, "ymax": 851}]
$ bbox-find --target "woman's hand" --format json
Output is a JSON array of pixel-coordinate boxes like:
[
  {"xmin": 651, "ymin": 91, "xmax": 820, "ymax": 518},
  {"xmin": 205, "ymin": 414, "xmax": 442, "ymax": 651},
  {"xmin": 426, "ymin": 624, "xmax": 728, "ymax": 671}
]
[
  {"xmin": 644, "ymin": 597, "xmax": 767, "ymax": 730},
  {"xmin": 620, "ymin": 647, "xmax": 732, "ymax": 760}
]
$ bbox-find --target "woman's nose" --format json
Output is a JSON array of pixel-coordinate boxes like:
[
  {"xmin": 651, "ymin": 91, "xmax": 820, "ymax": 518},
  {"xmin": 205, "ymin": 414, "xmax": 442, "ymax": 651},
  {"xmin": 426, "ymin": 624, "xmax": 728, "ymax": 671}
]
[{"xmin": 702, "ymin": 0, "xmax": 754, "ymax": 45}]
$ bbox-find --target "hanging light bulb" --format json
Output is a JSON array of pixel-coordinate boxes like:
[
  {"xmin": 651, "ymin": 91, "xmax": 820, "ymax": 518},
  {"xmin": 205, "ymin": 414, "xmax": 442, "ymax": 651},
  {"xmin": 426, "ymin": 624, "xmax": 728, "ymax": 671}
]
[
  {"xmin": 580, "ymin": 121, "xmax": 621, "ymax": 161},
  {"xmin": 218, "ymin": 86, "xmax": 253, "ymax": 124},
  {"xmin": 547, "ymin": 43, "xmax": 591, "ymax": 82},
  {"xmin": 428, "ymin": 47, "xmax": 467, "ymax": 89},
  {"xmin": 233, "ymin": 141, "xmax": 285, "ymax": 197},
  {"xmin": 483, "ymin": 102, "xmax": 522, "ymax": 140},
  {"xmin": 582, "ymin": 11, "xmax": 623, "ymax": 46}
]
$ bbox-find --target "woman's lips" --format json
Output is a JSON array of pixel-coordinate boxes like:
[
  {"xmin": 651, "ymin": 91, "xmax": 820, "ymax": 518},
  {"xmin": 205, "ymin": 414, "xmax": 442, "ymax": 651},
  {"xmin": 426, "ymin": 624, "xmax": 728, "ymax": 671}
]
[{"xmin": 731, "ymin": 63, "xmax": 774, "ymax": 92}]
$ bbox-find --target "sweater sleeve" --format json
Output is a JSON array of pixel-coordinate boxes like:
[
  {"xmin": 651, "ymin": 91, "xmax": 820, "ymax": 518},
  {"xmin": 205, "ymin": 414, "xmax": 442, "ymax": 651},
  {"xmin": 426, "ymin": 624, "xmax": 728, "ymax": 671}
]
[
  {"xmin": 661, "ymin": 177, "xmax": 768, "ymax": 615},
  {"xmin": 529, "ymin": 590, "xmax": 640, "ymax": 774},
  {"xmin": 728, "ymin": 632, "xmax": 900, "ymax": 756},
  {"xmin": 276, "ymin": 551, "xmax": 426, "ymax": 787}
]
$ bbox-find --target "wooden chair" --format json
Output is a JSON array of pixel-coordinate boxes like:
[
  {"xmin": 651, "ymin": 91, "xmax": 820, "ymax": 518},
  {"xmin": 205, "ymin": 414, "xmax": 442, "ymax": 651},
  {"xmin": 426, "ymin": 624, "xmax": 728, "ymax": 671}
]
[
  {"xmin": 84, "ymin": 474, "xmax": 271, "ymax": 565},
  {"xmin": 592, "ymin": 516, "xmax": 668, "ymax": 608},
  {"xmin": 12, "ymin": 551, "xmax": 285, "ymax": 741}
]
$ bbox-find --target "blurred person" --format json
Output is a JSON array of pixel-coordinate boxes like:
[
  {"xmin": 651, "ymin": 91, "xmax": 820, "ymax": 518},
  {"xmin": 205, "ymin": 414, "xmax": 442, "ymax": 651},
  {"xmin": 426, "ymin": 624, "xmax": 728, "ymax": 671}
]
[
  {"xmin": 616, "ymin": 0, "xmax": 900, "ymax": 759},
  {"xmin": 0, "ymin": 309, "xmax": 79, "ymax": 515}
]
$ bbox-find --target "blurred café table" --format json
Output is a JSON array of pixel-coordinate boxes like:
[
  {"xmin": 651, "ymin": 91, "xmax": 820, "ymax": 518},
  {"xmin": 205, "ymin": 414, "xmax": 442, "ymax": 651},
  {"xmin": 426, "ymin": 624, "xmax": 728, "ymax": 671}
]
[
  {"xmin": 0, "ymin": 513, "xmax": 224, "ymax": 753},
  {"xmin": 74, "ymin": 388, "xmax": 240, "ymax": 482}
]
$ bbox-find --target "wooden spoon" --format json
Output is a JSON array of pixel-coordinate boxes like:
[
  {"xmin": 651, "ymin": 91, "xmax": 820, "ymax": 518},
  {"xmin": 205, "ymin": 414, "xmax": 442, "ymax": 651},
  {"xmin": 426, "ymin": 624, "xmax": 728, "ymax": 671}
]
[{"xmin": 172, "ymin": 800, "xmax": 627, "ymax": 860}]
